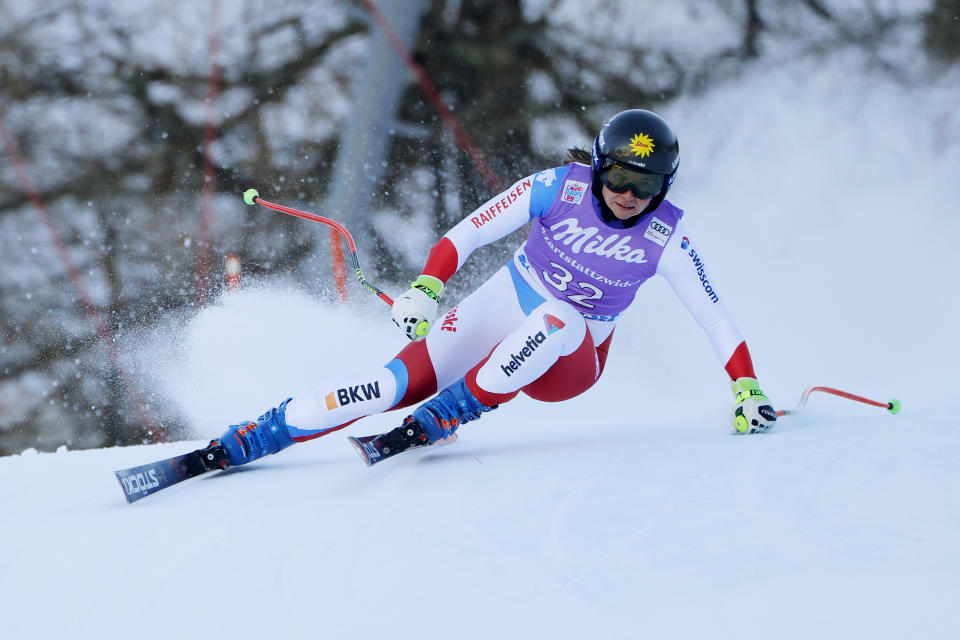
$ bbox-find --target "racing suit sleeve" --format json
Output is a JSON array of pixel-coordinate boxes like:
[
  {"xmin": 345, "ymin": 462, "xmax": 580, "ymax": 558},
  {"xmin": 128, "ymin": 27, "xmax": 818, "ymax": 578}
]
[
  {"xmin": 656, "ymin": 218, "xmax": 757, "ymax": 380},
  {"xmin": 421, "ymin": 168, "xmax": 564, "ymax": 282}
]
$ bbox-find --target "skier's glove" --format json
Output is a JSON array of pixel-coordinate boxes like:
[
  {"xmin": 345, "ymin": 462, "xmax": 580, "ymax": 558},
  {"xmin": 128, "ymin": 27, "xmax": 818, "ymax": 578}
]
[
  {"xmin": 730, "ymin": 377, "xmax": 777, "ymax": 434},
  {"xmin": 391, "ymin": 274, "xmax": 444, "ymax": 341}
]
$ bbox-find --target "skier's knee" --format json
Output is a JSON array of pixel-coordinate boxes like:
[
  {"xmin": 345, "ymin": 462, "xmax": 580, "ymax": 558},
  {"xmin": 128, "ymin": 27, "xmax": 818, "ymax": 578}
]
[
  {"xmin": 536, "ymin": 299, "xmax": 587, "ymax": 352},
  {"xmin": 523, "ymin": 327, "xmax": 601, "ymax": 402}
]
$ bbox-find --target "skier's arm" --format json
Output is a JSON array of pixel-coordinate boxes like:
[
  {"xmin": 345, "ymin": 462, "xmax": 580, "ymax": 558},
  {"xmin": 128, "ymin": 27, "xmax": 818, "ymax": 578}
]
[
  {"xmin": 392, "ymin": 168, "xmax": 565, "ymax": 340},
  {"xmin": 421, "ymin": 169, "xmax": 561, "ymax": 281},
  {"xmin": 656, "ymin": 220, "xmax": 776, "ymax": 433},
  {"xmin": 656, "ymin": 219, "xmax": 754, "ymax": 378}
]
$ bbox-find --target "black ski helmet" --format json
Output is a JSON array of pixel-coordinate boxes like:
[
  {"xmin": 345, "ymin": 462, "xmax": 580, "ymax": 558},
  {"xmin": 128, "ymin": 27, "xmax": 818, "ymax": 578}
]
[{"xmin": 591, "ymin": 109, "xmax": 679, "ymax": 216}]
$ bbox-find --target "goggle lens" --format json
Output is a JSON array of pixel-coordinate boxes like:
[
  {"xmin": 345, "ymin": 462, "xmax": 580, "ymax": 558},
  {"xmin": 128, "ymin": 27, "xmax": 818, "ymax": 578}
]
[{"xmin": 599, "ymin": 161, "xmax": 664, "ymax": 199}]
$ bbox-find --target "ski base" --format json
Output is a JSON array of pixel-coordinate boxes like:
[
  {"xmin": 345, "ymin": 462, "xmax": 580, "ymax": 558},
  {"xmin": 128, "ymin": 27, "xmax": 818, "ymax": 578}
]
[
  {"xmin": 114, "ymin": 441, "xmax": 229, "ymax": 503},
  {"xmin": 348, "ymin": 421, "xmax": 457, "ymax": 467},
  {"xmin": 347, "ymin": 430, "xmax": 421, "ymax": 467}
]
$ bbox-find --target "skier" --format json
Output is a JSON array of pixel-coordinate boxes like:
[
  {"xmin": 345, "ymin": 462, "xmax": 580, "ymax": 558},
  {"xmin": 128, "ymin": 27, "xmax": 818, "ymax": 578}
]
[{"xmin": 217, "ymin": 109, "xmax": 777, "ymax": 467}]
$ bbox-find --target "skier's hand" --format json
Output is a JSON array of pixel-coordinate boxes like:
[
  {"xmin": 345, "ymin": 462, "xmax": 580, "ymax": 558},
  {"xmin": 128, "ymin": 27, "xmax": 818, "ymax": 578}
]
[
  {"xmin": 391, "ymin": 275, "xmax": 444, "ymax": 341},
  {"xmin": 730, "ymin": 377, "xmax": 777, "ymax": 434}
]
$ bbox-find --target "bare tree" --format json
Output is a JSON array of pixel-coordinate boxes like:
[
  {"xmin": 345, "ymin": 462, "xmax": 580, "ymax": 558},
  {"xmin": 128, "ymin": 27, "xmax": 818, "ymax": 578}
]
[{"xmin": 0, "ymin": 0, "xmax": 950, "ymax": 455}]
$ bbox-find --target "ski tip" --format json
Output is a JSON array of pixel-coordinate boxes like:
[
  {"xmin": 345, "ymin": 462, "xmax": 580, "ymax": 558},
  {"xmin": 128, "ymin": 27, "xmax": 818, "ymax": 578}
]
[
  {"xmin": 346, "ymin": 436, "xmax": 375, "ymax": 467},
  {"xmin": 113, "ymin": 470, "xmax": 146, "ymax": 504}
]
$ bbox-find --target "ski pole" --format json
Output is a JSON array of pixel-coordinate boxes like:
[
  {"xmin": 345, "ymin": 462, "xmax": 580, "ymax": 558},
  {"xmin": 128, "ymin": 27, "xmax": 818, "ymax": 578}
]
[
  {"xmin": 241, "ymin": 189, "xmax": 394, "ymax": 306},
  {"xmin": 776, "ymin": 386, "xmax": 901, "ymax": 417}
]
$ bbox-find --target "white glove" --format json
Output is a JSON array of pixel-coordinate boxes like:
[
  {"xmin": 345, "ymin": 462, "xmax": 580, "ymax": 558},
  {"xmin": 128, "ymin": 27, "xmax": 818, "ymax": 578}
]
[
  {"xmin": 391, "ymin": 275, "xmax": 444, "ymax": 341},
  {"xmin": 730, "ymin": 377, "xmax": 777, "ymax": 434}
]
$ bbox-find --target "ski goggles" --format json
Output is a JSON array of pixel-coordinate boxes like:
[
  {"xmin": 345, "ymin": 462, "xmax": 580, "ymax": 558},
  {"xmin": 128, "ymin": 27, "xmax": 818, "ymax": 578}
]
[{"xmin": 598, "ymin": 160, "xmax": 664, "ymax": 199}]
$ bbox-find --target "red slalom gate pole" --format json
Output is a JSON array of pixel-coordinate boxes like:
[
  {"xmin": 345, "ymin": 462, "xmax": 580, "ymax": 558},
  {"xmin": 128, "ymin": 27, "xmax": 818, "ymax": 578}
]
[
  {"xmin": 241, "ymin": 189, "xmax": 394, "ymax": 307},
  {"xmin": 195, "ymin": 0, "xmax": 223, "ymax": 306},
  {"xmin": 328, "ymin": 226, "xmax": 349, "ymax": 303},
  {"xmin": 225, "ymin": 254, "xmax": 241, "ymax": 291},
  {"xmin": 777, "ymin": 386, "xmax": 901, "ymax": 417}
]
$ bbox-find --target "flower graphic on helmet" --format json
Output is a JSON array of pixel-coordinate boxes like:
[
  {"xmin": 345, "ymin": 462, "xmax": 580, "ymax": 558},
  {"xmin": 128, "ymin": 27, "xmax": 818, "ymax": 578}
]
[{"xmin": 629, "ymin": 133, "xmax": 655, "ymax": 158}]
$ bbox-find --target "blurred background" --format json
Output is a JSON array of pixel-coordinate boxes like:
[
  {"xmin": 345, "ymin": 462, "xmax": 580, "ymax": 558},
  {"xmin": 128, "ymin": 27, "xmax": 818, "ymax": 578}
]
[{"xmin": 1, "ymin": 0, "xmax": 958, "ymax": 456}]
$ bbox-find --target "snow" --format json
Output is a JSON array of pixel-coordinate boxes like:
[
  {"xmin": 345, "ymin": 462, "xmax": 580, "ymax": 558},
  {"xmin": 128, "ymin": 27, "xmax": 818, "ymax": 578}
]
[
  {"xmin": 3, "ymin": 40, "xmax": 960, "ymax": 640},
  {"xmin": 3, "ymin": 404, "xmax": 958, "ymax": 638}
]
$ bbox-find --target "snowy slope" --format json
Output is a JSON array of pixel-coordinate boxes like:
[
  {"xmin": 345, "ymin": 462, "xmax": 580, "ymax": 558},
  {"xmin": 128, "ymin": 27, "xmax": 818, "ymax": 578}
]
[
  {"xmin": 4, "ymin": 407, "xmax": 958, "ymax": 639},
  {"xmin": 3, "ymin": 53, "xmax": 960, "ymax": 639}
]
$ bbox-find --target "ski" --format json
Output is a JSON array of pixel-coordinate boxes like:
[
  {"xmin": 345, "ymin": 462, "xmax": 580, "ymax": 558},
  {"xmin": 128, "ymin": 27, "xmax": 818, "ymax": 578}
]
[
  {"xmin": 348, "ymin": 420, "xmax": 454, "ymax": 467},
  {"xmin": 114, "ymin": 440, "xmax": 229, "ymax": 503}
]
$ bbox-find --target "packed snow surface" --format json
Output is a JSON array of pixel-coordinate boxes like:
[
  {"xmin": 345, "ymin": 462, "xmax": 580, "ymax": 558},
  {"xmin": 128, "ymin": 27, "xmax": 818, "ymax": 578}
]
[{"xmin": 3, "ymin": 51, "xmax": 960, "ymax": 640}]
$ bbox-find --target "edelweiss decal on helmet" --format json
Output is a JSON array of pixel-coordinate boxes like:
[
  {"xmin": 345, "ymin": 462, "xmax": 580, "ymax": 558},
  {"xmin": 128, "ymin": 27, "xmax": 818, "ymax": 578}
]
[{"xmin": 629, "ymin": 132, "xmax": 655, "ymax": 158}]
